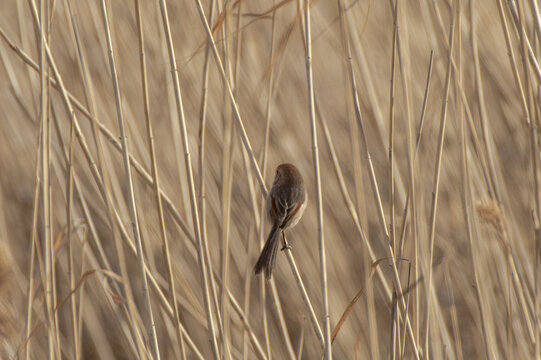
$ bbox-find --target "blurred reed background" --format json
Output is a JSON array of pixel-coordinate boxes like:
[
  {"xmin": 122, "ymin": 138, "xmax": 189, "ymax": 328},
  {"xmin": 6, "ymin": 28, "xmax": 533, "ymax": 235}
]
[{"xmin": 0, "ymin": 0, "xmax": 540, "ymax": 358}]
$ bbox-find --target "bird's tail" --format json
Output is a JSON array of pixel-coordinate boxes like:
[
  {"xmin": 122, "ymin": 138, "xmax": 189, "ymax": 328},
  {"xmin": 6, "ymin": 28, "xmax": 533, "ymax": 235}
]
[{"xmin": 254, "ymin": 226, "xmax": 281, "ymax": 279}]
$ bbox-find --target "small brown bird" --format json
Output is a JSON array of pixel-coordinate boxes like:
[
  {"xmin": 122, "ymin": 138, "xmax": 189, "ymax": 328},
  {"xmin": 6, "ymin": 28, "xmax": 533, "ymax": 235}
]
[{"xmin": 255, "ymin": 163, "xmax": 307, "ymax": 279}]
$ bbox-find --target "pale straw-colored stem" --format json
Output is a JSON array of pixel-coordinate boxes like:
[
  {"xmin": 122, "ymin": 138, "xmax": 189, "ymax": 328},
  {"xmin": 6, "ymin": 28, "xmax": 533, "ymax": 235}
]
[
  {"xmin": 282, "ymin": 235, "xmax": 325, "ymax": 348},
  {"xmin": 269, "ymin": 280, "xmax": 297, "ymax": 360},
  {"xmin": 98, "ymin": 1, "xmax": 160, "ymax": 358},
  {"xmin": 302, "ymin": 0, "xmax": 331, "ymax": 357},
  {"xmin": 338, "ymin": 3, "xmax": 421, "ymax": 357},
  {"xmin": 134, "ymin": 0, "xmax": 186, "ymax": 357},
  {"xmin": 192, "ymin": 0, "xmax": 267, "ymax": 197},
  {"xmin": 24, "ymin": 118, "xmax": 43, "ymax": 360},
  {"xmin": 424, "ymin": 10, "xmax": 455, "ymax": 357},
  {"xmin": 157, "ymin": 0, "xmax": 220, "ymax": 357},
  {"xmin": 37, "ymin": 1, "xmax": 56, "ymax": 357}
]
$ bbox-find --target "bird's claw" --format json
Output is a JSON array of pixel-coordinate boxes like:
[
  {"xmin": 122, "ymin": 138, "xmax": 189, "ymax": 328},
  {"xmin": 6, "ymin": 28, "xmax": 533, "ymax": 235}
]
[{"xmin": 281, "ymin": 244, "xmax": 292, "ymax": 251}]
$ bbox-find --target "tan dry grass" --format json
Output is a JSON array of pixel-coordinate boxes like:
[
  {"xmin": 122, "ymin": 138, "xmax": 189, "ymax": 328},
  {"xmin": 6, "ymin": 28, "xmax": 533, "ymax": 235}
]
[{"xmin": 0, "ymin": 0, "xmax": 540, "ymax": 358}]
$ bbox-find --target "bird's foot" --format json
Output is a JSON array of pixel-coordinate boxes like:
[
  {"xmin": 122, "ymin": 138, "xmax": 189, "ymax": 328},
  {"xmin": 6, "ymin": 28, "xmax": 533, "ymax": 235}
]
[{"xmin": 281, "ymin": 244, "xmax": 292, "ymax": 251}]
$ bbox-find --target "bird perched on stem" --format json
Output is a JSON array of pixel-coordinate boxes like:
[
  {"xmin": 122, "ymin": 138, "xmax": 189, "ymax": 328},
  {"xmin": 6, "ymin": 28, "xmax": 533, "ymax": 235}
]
[{"xmin": 255, "ymin": 163, "xmax": 307, "ymax": 279}]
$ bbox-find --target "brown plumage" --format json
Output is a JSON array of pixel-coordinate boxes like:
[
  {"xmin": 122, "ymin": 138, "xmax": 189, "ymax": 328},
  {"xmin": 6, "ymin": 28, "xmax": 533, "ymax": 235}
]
[{"xmin": 254, "ymin": 163, "xmax": 307, "ymax": 279}]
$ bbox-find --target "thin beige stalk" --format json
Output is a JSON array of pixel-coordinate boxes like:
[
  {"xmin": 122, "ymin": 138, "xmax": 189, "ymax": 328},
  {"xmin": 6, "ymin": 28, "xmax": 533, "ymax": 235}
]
[
  {"xmin": 282, "ymin": 236, "xmax": 325, "ymax": 347},
  {"xmin": 59, "ymin": 5, "xmax": 81, "ymax": 358},
  {"xmin": 336, "ymin": 1, "xmax": 421, "ymax": 356},
  {"xmin": 65, "ymin": 45, "xmax": 79, "ymax": 360},
  {"xmin": 505, "ymin": 0, "xmax": 541, "ymax": 83},
  {"xmin": 470, "ymin": 1, "xmax": 501, "ymax": 203},
  {"xmin": 430, "ymin": 1, "xmax": 495, "ymax": 194},
  {"xmin": 296, "ymin": 319, "xmax": 305, "ymax": 359},
  {"xmin": 134, "ymin": 0, "xmax": 185, "ymax": 357},
  {"xmin": 529, "ymin": 101, "xmax": 541, "ymax": 349},
  {"xmin": 335, "ymin": 2, "xmax": 379, "ymax": 357},
  {"xmin": 495, "ymin": 0, "xmax": 529, "ymax": 120},
  {"xmin": 388, "ymin": 0, "xmax": 398, "ymax": 252},
  {"xmin": 62, "ymin": 0, "xmax": 108, "ymax": 191},
  {"xmin": 38, "ymin": 1, "xmax": 55, "ymax": 356},
  {"xmin": 302, "ymin": 0, "xmax": 331, "ymax": 357},
  {"xmin": 211, "ymin": 273, "xmax": 268, "ymax": 360},
  {"xmin": 535, "ymin": 89, "xmax": 541, "ymax": 360},
  {"xmin": 269, "ymin": 280, "xmax": 297, "ymax": 360},
  {"xmin": 192, "ymin": 0, "xmax": 267, "ymax": 197},
  {"xmin": 60, "ymin": 6, "xmax": 126, "ymax": 343},
  {"xmin": 393, "ymin": 0, "xmax": 419, "ymax": 346},
  {"xmin": 24, "ymin": 120, "xmax": 43, "ymax": 360},
  {"xmin": 423, "ymin": 11, "xmax": 455, "ymax": 356},
  {"xmin": 98, "ymin": 2, "xmax": 160, "ymax": 358},
  {"xmin": 50, "ymin": 104, "xmax": 144, "ymax": 358},
  {"xmin": 198, "ymin": 0, "xmax": 225, "ymax": 351},
  {"xmin": 397, "ymin": 51, "xmax": 434, "ymax": 257},
  {"xmin": 255, "ymin": 5, "xmax": 278, "ymax": 356},
  {"xmin": 223, "ymin": 7, "xmax": 235, "ymax": 358},
  {"xmin": 157, "ymin": 1, "xmax": 220, "ymax": 358},
  {"xmin": 218, "ymin": 2, "xmax": 235, "ymax": 358}
]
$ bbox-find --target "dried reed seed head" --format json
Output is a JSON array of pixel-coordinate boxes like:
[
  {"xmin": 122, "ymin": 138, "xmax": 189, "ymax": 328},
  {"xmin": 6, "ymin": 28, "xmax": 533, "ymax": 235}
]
[{"xmin": 476, "ymin": 200, "xmax": 505, "ymax": 236}]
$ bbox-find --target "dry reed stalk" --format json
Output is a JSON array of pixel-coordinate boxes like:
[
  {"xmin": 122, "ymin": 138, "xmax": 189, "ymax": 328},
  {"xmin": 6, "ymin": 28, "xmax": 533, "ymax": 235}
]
[
  {"xmin": 193, "ymin": 0, "xmax": 267, "ymax": 197},
  {"xmin": 335, "ymin": 2, "xmax": 379, "ymax": 357},
  {"xmin": 58, "ymin": 4, "xmax": 81, "ymax": 358},
  {"xmin": 196, "ymin": 1, "xmax": 227, "ymax": 358},
  {"xmin": 390, "ymin": 291, "xmax": 397, "ymax": 360},
  {"xmin": 346, "ymin": 19, "xmax": 409, "ymax": 204},
  {"xmin": 24, "ymin": 117, "xmax": 43, "ymax": 360},
  {"xmin": 424, "ymin": 7, "xmax": 455, "ymax": 356},
  {"xmin": 59, "ymin": 7, "xmax": 128, "ymax": 343},
  {"xmin": 134, "ymin": 0, "xmax": 186, "ymax": 357},
  {"xmin": 157, "ymin": 1, "xmax": 221, "ymax": 358},
  {"xmin": 296, "ymin": 318, "xmax": 305, "ymax": 359},
  {"xmin": 50, "ymin": 104, "xmax": 143, "ymax": 359},
  {"xmin": 65, "ymin": 39, "xmax": 79, "ymax": 360},
  {"xmin": 533, "ymin": 208, "xmax": 541, "ymax": 360},
  {"xmin": 282, "ymin": 235, "xmax": 325, "ymax": 347},
  {"xmin": 470, "ymin": 2, "xmax": 501, "ymax": 203},
  {"xmin": 388, "ymin": 2, "xmax": 400, "ymax": 353},
  {"xmin": 397, "ymin": 50, "xmax": 434, "ymax": 258},
  {"xmin": 505, "ymin": 0, "xmax": 541, "ymax": 84},
  {"xmin": 430, "ymin": 1, "xmax": 494, "ymax": 193},
  {"xmin": 37, "ymin": 1, "xmax": 56, "ymax": 357},
  {"xmin": 198, "ymin": 0, "xmax": 222, "ymax": 335},
  {"xmin": 338, "ymin": 4, "xmax": 421, "ymax": 357},
  {"xmin": 97, "ymin": 1, "xmax": 161, "ymax": 358},
  {"xmin": 254, "ymin": 4, "xmax": 278, "ymax": 357},
  {"xmin": 392, "ymin": 1, "xmax": 419, "ymax": 348},
  {"xmin": 301, "ymin": 0, "xmax": 331, "ymax": 357},
  {"xmin": 269, "ymin": 279, "xmax": 297, "ymax": 359},
  {"xmin": 496, "ymin": 0, "xmax": 529, "ymax": 120},
  {"xmin": 59, "ymin": 2, "xmax": 106, "ymax": 356},
  {"xmin": 217, "ymin": 2, "xmax": 235, "ymax": 357},
  {"xmin": 388, "ymin": 0, "xmax": 398, "ymax": 253},
  {"xmin": 211, "ymin": 273, "xmax": 268, "ymax": 360}
]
